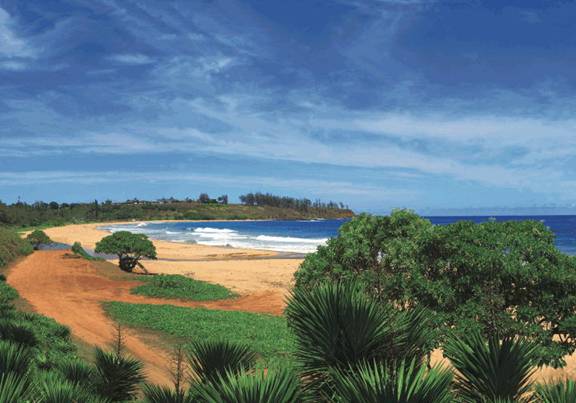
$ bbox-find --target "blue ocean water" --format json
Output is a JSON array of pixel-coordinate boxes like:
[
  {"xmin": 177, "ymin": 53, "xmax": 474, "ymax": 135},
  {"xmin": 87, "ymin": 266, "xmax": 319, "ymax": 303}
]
[{"xmin": 100, "ymin": 215, "xmax": 576, "ymax": 255}]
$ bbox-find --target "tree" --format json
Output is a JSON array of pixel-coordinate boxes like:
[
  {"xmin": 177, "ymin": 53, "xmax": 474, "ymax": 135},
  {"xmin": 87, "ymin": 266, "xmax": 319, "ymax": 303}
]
[
  {"xmin": 26, "ymin": 230, "xmax": 52, "ymax": 250},
  {"xmin": 95, "ymin": 231, "xmax": 157, "ymax": 273},
  {"xmin": 197, "ymin": 193, "xmax": 210, "ymax": 204},
  {"xmin": 294, "ymin": 210, "xmax": 576, "ymax": 367},
  {"xmin": 217, "ymin": 195, "xmax": 228, "ymax": 205}
]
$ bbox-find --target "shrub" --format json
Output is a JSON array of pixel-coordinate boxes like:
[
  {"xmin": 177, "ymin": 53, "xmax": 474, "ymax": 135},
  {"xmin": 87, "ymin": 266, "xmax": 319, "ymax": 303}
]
[{"xmin": 26, "ymin": 230, "xmax": 52, "ymax": 250}]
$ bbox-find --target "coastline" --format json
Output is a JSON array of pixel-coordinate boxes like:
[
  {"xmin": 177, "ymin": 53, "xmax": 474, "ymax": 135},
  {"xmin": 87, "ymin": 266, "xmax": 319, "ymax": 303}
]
[{"xmin": 44, "ymin": 222, "xmax": 303, "ymax": 296}]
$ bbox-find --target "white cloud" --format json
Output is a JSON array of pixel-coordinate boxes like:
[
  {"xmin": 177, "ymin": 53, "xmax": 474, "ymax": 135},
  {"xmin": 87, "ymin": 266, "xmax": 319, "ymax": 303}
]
[
  {"xmin": 108, "ymin": 53, "xmax": 154, "ymax": 65},
  {"xmin": 0, "ymin": 7, "xmax": 34, "ymax": 59}
]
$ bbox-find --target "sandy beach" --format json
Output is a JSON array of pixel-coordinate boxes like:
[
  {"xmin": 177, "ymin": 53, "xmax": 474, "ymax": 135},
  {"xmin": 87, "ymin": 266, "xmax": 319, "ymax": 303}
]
[{"xmin": 44, "ymin": 222, "xmax": 302, "ymax": 296}]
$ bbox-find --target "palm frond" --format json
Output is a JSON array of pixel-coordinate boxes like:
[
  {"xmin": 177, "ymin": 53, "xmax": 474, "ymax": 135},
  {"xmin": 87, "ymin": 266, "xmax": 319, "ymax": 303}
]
[
  {"xmin": 0, "ymin": 320, "xmax": 38, "ymax": 347},
  {"xmin": 187, "ymin": 340, "xmax": 256, "ymax": 385},
  {"xmin": 330, "ymin": 359, "xmax": 453, "ymax": 403},
  {"xmin": 535, "ymin": 379, "xmax": 576, "ymax": 403},
  {"xmin": 143, "ymin": 383, "xmax": 195, "ymax": 403},
  {"xmin": 37, "ymin": 372, "xmax": 105, "ymax": 403},
  {"xmin": 444, "ymin": 331, "xmax": 537, "ymax": 402},
  {"xmin": 94, "ymin": 347, "xmax": 145, "ymax": 402},
  {"xmin": 0, "ymin": 372, "xmax": 34, "ymax": 403},
  {"xmin": 284, "ymin": 282, "xmax": 413, "ymax": 396},
  {"xmin": 57, "ymin": 359, "xmax": 95, "ymax": 387},
  {"xmin": 192, "ymin": 368, "xmax": 302, "ymax": 403},
  {"xmin": 0, "ymin": 340, "xmax": 33, "ymax": 377}
]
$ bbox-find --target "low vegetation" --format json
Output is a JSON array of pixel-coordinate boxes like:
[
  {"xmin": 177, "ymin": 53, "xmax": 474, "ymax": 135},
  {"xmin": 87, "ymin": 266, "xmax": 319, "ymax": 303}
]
[
  {"xmin": 132, "ymin": 274, "xmax": 236, "ymax": 301},
  {"xmin": 0, "ymin": 227, "xmax": 32, "ymax": 268},
  {"xmin": 104, "ymin": 302, "xmax": 294, "ymax": 364},
  {"xmin": 71, "ymin": 241, "xmax": 103, "ymax": 261}
]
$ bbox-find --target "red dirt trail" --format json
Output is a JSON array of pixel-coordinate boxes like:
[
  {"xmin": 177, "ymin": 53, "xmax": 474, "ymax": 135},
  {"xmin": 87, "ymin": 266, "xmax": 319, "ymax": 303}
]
[{"xmin": 7, "ymin": 251, "xmax": 285, "ymax": 385}]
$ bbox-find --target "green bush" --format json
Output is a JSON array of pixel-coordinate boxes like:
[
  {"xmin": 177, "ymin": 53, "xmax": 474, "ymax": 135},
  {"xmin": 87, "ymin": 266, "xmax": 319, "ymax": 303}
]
[
  {"xmin": 71, "ymin": 242, "xmax": 102, "ymax": 261},
  {"xmin": 26, "ymin": 230, "xmax": 52, "ymax": 250},
  {"xmin": 132, "ymin": 274, "xmax": 235, "ymax": 301},
  {"xmin": 0, "ymin": 227, "xmax": 32, "ymax": 268}
]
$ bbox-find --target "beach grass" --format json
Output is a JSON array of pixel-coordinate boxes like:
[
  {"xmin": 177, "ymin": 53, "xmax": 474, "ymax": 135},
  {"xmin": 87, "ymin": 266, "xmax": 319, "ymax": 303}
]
[
  {"xmin": 131, "ymin": 274, "xmax": 236, "ymax": 301},
  {"xmin": 103, "ymin": 302, "xmax": 295, "ymax": 364}
]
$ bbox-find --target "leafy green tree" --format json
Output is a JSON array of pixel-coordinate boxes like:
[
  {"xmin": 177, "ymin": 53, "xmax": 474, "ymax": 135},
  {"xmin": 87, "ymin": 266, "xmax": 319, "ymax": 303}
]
[
  {"xmin": 295, "ymin": 211, "xmax": 576, "ymax": 367},
  {"xmin": 26, "ymin": 230, "xmax": 52, "ymax": 250},
  {"xmin": 95, "ymin": 231, "xmax": 156, "ymax": 273}
]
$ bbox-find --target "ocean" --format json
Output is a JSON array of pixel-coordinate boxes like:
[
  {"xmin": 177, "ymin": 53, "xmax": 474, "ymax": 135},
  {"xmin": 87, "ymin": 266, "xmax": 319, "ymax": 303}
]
[{"xmin": 99, "ymin": 215, "xmax": 576, "ymax": 255}]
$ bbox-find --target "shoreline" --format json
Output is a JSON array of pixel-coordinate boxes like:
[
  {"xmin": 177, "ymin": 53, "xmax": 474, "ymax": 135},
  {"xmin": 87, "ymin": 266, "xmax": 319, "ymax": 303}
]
[{"xmin": 43, "ymin": 222, "xmax": 304, "ymax": 296}]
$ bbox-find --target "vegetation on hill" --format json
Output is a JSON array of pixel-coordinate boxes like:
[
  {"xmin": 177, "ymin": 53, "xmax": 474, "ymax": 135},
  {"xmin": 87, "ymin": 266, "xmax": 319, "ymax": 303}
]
[
  {"xmin": 0, "ymin": 227, "xmax": 32, "ymax": 268},
  {"xmin": 0, "ymin": 193, "xmax": 353, "ymax": 227},
  {"xmin": 132, "ymin": 274, "xmax": 236, "ymax": 301},
  {"xmin": 295, "ymin": 210, "xmax": 576, "ymax": 367}
]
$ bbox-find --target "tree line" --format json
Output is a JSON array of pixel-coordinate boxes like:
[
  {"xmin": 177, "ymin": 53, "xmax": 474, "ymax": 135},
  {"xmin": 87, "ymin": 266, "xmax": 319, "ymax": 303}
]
[{"xmin": 238, "ymin": 192, "xmax": 348, "ymax": 211}]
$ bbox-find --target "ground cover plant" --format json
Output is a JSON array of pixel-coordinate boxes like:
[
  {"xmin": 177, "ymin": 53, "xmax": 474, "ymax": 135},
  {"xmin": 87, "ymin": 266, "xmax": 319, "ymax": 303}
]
[
  {"xmin": 295, "ymin": 210, "xmax": 576, "ymax": 367},
  {"xmin": 104, "ymin": 302, "xmax": 295, "ymax": 364},
  {"xmin": 71, "ymin": 241, "xmax": 103, "ymax": 261},
  {"xmin": 132, "ymin": 274, "xmax": 236, "ymax": 301}
]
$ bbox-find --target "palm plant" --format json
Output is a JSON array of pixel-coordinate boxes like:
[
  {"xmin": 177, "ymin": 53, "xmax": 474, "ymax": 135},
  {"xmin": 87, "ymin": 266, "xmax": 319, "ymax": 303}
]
[
  {"xmin": 0, "ymin": 372, "xmax": 34, "ymax": 403},
  {"xmin": 0, "ymin": 320, "xmax": 38, "ymax": 347},
  {"xmin": 285, "ymin": 282, "xmax": 427, "ymax": 398},
  {"xmin": 444, "ymin": 331, "xmax": 538, "ymax": 402},
  {"xmin": 37, "ymin": 371, "xmax": 105, "ymax": 403},
  {"xmin": 187, "ymin": 340, "xmax": 256, "ymax": 385},
  {"xmin": 535, "ymin": 379, "xmax": 576, "ymax": 403},
  {"xmin": 329, "ymin": 359, "xmax": 453, "ymax": 403},
  {"xmin": 0, "ymin": 340, "xmax": 33, "ymax": 377},
  {"xmin": 192, "ymin": 367, "xmax": 303, "ymax": 403},
  {"xmin": 93, "ymin": 347, "xmax": 145, "ymax": 402},
  {"xmin": 143, "ymin": 383, "xmax": 196, "ymax": 403},
  {"xmin": 57, "ymin": 359, "xmax": 96, "ymax": 387}
]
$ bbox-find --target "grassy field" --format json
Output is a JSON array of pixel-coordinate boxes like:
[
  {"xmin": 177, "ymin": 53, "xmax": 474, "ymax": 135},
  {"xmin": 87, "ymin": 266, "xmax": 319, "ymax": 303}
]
[
  {"xmin": 132, "ymin": 274, "xmax": 236, "ymax": 301},
  {"xmin": 104, "ymin": 302, "xmax": 295, "ymax": 365}
]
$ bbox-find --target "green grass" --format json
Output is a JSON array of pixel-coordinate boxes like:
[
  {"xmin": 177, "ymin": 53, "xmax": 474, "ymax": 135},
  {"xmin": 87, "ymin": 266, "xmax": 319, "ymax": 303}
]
[
  {"xmin": 132, "ymin": 274, "xmax": 236, "ymax": 301},
  {"xmin": 104, "ymin": 302, "xmax": 295, "ymax": 364}
]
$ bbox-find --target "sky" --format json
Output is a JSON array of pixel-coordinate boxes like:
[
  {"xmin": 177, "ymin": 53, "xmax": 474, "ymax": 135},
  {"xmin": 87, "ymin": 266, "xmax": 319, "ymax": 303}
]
[{"xmin": 1, "ymin": 0, "xmax": 576, "ymax": 213}]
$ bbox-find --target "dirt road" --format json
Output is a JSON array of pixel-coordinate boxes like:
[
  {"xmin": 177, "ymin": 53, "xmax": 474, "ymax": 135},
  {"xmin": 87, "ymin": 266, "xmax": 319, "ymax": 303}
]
[{"xmin": 7, "ymin": 250, "xmax": 286, "ymax": 385}]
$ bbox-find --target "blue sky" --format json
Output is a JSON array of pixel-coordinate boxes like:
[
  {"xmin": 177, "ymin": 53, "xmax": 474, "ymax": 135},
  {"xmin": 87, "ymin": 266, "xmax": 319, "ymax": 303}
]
[{"xmin": 1, "ymin": 0, "xmax": 576, "ymax": 213}]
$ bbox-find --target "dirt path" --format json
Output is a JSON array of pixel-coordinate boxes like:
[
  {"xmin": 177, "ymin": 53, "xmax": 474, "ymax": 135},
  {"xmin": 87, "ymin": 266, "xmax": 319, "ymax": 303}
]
[{"xmin": 7, "ymin": 251, "xmax": 286, "ymax": 385}]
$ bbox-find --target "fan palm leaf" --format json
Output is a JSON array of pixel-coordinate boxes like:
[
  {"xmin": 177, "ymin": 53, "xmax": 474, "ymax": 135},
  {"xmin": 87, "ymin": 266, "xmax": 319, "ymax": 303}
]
[
  {"xmin": 285, "ymin": 282, "xmax": 419, "ymax": 397},
  {"xmin": 535, "ymin": 379, "xmax": 576, "ymax": 403},
  {"xmin": 192, "ymin": 368, "xmax": 302, "ymax": 403},
  {"xmin": 330, "ymin": 359, "xmax": 453, "ymax": 403},
  {"xmin": 94, "ymin": 347, "xmax": 145, "ymax": 402},
  {"xmin": 143, "ymin": 383, "xmax": 196, "ymax": 403},
  {"xmin": 0, "ymin": 372, "xmax": 34, "ymax": 403},
  {"xmin": 444, "ymin": 331, "xmax": 537, "ymax": 402},
  {"xmin": 187, "ymin": 340, "xmax": 256, "ymax": 385},
  {"xmin": 0, "ymin": 340, "xmax": 33, "ymax": 377}
]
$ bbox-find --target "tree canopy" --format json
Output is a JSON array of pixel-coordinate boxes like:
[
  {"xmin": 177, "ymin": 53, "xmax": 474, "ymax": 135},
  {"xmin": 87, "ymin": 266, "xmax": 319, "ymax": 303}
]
[
  {"xmin": 95, "ymin": 231, "xmax": 157, "ymax": 273},
  {"xmin": 294, "ymin": 210, "xmax": 576, "ymax": 367},
  {"xmin": 25, "ymin": 230, "xmax": 52, "ymax": 250}
]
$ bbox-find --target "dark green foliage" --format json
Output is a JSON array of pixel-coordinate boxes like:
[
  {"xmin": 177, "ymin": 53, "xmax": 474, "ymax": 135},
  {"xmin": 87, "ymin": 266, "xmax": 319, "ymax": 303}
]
[
  {"xmin": 26, "ymin": 229, "xmax": 52, "ymax": 250},
  {"xmin": 187, "ymin": 340, "xmax": 257, "ymax": 384},
  {"xmin": 444, "ymin": 331, "xmax": 537, "ymax": 402},
  {"xmin": 535, "ymin": 379, "xmax": 576, "ymax": 402},
  {"xmin": 0, "ymin": 226, "xmax": 32, "ymax": 268},
  {"xmin": 330, "ymin": 359, "xmax": 453, "ymax": 403},
  {"xmin": 95, "ymin": 231, "xmax": 157, "ymax": 272},
  {"xmin": 295, "ymin": 210, "xmax": 576, "ymax": 366},
  {"xmin": 192, "ymin": 368, "xmax": 303, "ymax": 403},
  {"xmin": 94, "ymin": 347, "xmax": 145, "ymax": 401},
  {"xmin": 0, "ymin": 197, "xmax": 352, "ymax": 227},
  {"xmin": 37, "ymin": 372, "xmax": 104, "ymax": 403},
  {"xmin": 0, "ymin": 341, "xmax": 33, "ymax": 377},
  {"xmin": 57, "ymin": 359, "xmax": 95, "ymax": 387},
  {"xmin": 239, "ymin": 192, "xmax": 348, "ymax": 212},
  {"xmin": 0, "ymin": 372, "xmax": 34, "ymax": 403},
  {"xmin": 143, "ymin": 384, "xmax": 196, "ymax": 403},
  {"xmin": 285, "ymin": 282, "xmax": 429, "ymax": 397},
  {"xmin": 71, "ymin": 241, "xmax": 102, "ymax": 261},
  {"xmin": 0, "ymin": 320, "xmax": 38, "ymax": 347},
  {"xmin": 133, "ymin": 274, "xmax": 235, "ymax": 301}
]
